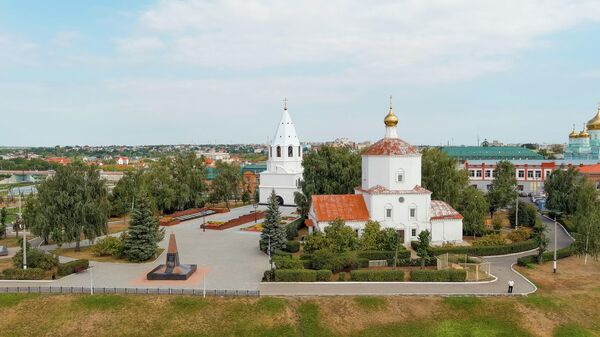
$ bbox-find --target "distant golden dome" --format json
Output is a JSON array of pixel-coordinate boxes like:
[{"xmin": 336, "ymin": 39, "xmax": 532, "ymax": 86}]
[
  {"xmin": 579, "ymin": 128, "xmax": 590, "ymax": 138},
  {"xmin": 587, "ymin": 104, "xmax": 600, "ymax": 131},
  {"xmin": 384, "ymin": 95, "xmax": 398, "ymax": 127},
  {"xmin": 569, "ymin": 127, "xmax": 578, "ymax": 138}
]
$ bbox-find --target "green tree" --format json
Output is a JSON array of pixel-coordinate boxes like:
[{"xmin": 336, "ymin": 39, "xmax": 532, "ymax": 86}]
[
  {"xmin": 145, "ymin": 157, "xmax": 177, "ymax": 213},
  {"xmin": 457, "ymin": 187, "xmax": 489, "ymax": 237},
  {"xmin": 170, "ymin": 152, "xmax": 207, "ymax": 210},
  {"xmin": 508, "ymin": 202, "xmax": 538, "ymax": 227},
  {"xmin": 241, "ymin": 186, "xmax": 250, "ymax": 205},
  {"xmin": 293, "ymin": 191, "xmax": 309, "ymax": 219},
  {"xmin": 421, "ymin": 148, "xmax": 468, "ymax": 208},
  {"xmin": 323, "ymin": 218, "xmax": 358, "ymax": 253},
  {"xmin": 532, "ymin": 223, "xmax": 549, "ymax": 264},
  {"xmin": 253, "ymin": 188, "xmax": 259, "ymax": 203},
  {"xmin": 110, "ymin": 169, "xmax": 145, "ymax": 217},
  {"xmin": 545, "ymin": 167, "xmax": 583, "ymax": 216},
  {"xmin": 260, "ymin": 190, "xmax": 286, "ymax": 253},
  {"xmin": 209, "ymin": 161, "xmax": 242, "ymax": 208},
  {"xmin": 377, "ymin": 228, "xmax": 399, "ymax": 251},
  {"xmin": 122, "ymin": 193, "xmax": 164, "ymax": 262},
  {"xmin": 0, "ymin": 207, "xmax": 7, "ymax": 239},
  {"xmin": 573, "ymin": 181, "xmax": 600, "ymax": 262},
  {"xmin": 487, "ymin": 160, "xmax": 517, "ymax": 215},
  {"xmin": 358, "ymin": 221, "xmax": 381, "ymax": 251},
  {"xmin": 415, "ymin": 230, "xmax": 431, "ymax": 268},
  {"xmin": 24, "ymin": 165, "xmax": 110, "ymax": 250}
]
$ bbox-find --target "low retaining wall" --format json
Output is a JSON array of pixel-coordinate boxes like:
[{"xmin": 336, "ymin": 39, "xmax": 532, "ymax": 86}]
[{"xmin": 206, "ymin": 212, "xmax": 265, "ymax": 230}]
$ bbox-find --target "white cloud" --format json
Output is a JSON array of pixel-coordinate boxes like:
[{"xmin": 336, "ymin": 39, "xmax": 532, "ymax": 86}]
[
  {"xmin": 115, "ymin": 36, "xmax": 165, "ymax": 54},
  {"xmin": 0, "ymin": 34, "xmax": 38, "ymax": 66},
  {"xmin": 51, "ymin": 31, "xmax": 82, "ymax": 47},
  {"xmin": 123, "ymin": 0, "xmax": 600, "ymax": 83}
]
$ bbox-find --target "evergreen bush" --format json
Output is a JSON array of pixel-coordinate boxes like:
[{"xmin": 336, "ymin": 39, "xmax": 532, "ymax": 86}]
[
  {"xmin": 316, "ymin": 270, "xmax": 332, "ymax": 281},
  {"xmin": 350, "ymin": 270, "xmax": 404, "ymax": 282},
  {"xmin": 57, "ymin": 259, "xmax": 90, "ymax": 276}
]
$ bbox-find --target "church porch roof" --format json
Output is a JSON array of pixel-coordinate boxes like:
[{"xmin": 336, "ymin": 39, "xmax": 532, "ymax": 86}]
[
  {"xmin": 311, "ymin": 194, "xmax": 370, "ymax": 223},
  {"xmin": 430, "ymin": 200, "xmax": 463, "ymax": 221}
]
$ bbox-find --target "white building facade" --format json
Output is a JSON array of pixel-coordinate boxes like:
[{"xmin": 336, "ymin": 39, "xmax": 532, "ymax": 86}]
[
  {"xmin": 258, "ymin": 103, "xmax": 303, "ymax": 206},
  {"xmin": 308, "ymin": 100, "xmax": 463, "ymax": 245}
]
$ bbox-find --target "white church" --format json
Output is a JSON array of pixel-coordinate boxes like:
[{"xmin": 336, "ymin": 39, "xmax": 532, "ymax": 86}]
[
  {"xmin": 258, "ymin": 101, "xmax": 303, "ymax": 206},
  {"xmin": 306, "ymin": 99, "xmax": 464, "ymax": 246}
]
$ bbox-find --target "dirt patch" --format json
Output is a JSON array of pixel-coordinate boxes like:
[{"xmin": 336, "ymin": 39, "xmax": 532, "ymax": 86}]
[{"xmin": 517, "ymin": 256, "xmax": 600, "ymax": 294}]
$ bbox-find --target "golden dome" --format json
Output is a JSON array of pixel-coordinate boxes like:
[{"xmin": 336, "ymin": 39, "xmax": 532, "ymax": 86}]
[
  {"xmin": 569, "ymin": 126, "xmax": 578, "ymax": 138},
  {"xmin": 579, "ymin": 128, "xmax": 590, "ymax": 138},
  {"xmin": 384, "ymin": 95, "xmax": 398, "ymax": 127},
  {"xmin": 587, "ymin": 104, "xmax": 600, "ymax": 131}
]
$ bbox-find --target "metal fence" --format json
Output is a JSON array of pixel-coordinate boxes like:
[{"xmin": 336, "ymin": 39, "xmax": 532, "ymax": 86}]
[
  {"xmin": 0, "ymin": 286, "xmax": 260, "ymax": 297},
  {"xmin": 436, "ymin": 253, "xmax": 492, "ymax": 282}
]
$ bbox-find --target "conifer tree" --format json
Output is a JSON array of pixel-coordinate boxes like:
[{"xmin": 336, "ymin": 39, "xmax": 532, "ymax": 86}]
[
  {"xmin": 123, "ymin": 193, "xmax": 164, "ymax": 262},
  {"xmin": 260, "ymin": 190, "xmax": 286, "ymax": 253}
]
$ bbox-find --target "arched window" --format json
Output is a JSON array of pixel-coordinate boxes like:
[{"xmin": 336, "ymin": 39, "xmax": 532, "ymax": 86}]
[
  {"xmin": 276, "ymin": 146, "xmax": 281, "ymax": 157},
  {"xmin": 288, "ymin": 146, "xmax": 293, "ymax": 157},
  {"xmin": 409, "ymin": 204, "xmax": 417, "ymax": 219},
  {"xmin": 396, "ymin": 169, "xmax": 405, "ymax": 183}
]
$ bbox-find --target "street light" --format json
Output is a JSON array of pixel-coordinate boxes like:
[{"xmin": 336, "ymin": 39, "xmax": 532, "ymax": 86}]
[
  {"xmin": 553, "ymin": 216, "xmax": 558, "ymax": 273},
  {"xmin": 253, "ymin": 203, "xmax": 259, "ymax": 224}
]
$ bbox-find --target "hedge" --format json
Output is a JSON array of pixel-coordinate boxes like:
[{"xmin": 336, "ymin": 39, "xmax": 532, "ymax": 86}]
[
  {"xmin": 358, "ymin": 258, "xmax": 369, "ymax": 268},
  {"xmin": 274, "ymin": 269, "xmax": 317, "ymax": 282},
  {"xmin": 273, "ymin": 255, "xmax": 305, "ymax": 269},
  {"xmin": 387, "ymin": 257, "xmax": 437, "ymax": 267},
  {"xmin": 57, "ymin": 259, "xmax": 89, "ymax": 277},
  {"xmin": 338, "ymin": 271, "xmax": 346, "ymax": 281},
  {"xmin": 350, "ymin": 270, "xmax": 405, "ymax": 282},
  {"xmin": 274, "ymin": 250, "xmax": 293, "ymax": 257},
  {"xmin": 410, "ymin": 270, "xmax": 467, "ymax": 282},
  {"xmin": 357, "ymin": 250, "xmax": 410, "ymax": 260},
  {"xmin": 2, "ymin": 268, "xmax": 45, "ymax": 280},
  {"xmin": 517, "ymin": 245, "xmax": 575, "ymax": 266},
  {"xmin": 310, "ymin": 250, "xmax": 359, "ymax": 272},
  {"xmin": 286, "ymin": 218, "xmax": 304, "ymax": 240},
  {"xmin": 316, "ymin": 269, "xmax": 332, "ymax": 281},
  {"xmin": 262, "ymin": 270, "xmax": 274, "ymax": 282},
  {"xmin": 412, "ymin": 240, "xmax": 538, "ymax": 257},
  {"xmin": 285, "ymin": 240, "xmax": 301, "ymax": 253}
]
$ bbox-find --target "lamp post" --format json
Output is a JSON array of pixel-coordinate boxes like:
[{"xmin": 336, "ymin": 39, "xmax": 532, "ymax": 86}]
[
  {"xmin": 19, "ymin": 193, "xmax": 26, "ymax": 270},
  {"xmin": 515, "ymin": 193, "xmax": 519, "ymax": 230},
  {"xmin": 553, "ymin": 216, "xmax": 558, "ymax": 273},
  {"xmin": 253, "ymin": 203, "xmax": 258, "ymax": 224}
]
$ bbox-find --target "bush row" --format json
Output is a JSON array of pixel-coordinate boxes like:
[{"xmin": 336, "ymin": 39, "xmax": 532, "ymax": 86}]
[
  {"xmin": 350, "ymin": 270, "xmax": 405, "ymax": 282},
  {"xmin": 386, "ymin": 257, "xmax": 437, "ymax": 267},
  {"xmin": 410, "ymin": 269, "xmax": 467, "ymax": 282},
  {"xmin": 412, "ymin": 240, "xmax": 538, "ymax": 256},
  {"xmin": 2, "ymin": 268, "xmax": 45, "ymax": 280},
  {"xmin": 357, "ymin": 250, "xmax": 410, "ymax": 260},
  {"xmin": 517, "ymin": 245, "xmax": 575, "ymax": 266},
  {"xmin": 273, "ymin": 269, "xmax": 332, "ymax": 282},
  {"xmin": 57, "ymin": 259, "xmax": 90, "ymax": 277},
  {"xmin": 284, "ymin": 240, "xmax": 300, "ymax": 253}
]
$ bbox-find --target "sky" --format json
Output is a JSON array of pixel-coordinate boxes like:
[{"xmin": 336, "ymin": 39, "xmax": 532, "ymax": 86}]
[{"xmin": 1, "ymin": 0, "xmax": 600, "ymax": 147}]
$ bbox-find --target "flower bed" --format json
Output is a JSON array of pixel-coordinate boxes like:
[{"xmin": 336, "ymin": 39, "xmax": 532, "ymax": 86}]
[
  {"xmin": 159, "ymin": 216, "xmax": 181, "ymax": 227},
  {"xmin": 204, "ymin": 221, "xmax": 226, "ymax": 229},
  {"xmin": 241, "ymin": 223, "xmax": 263, "ymax": 232}
]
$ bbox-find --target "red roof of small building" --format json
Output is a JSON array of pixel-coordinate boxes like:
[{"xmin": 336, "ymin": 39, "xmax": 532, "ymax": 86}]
[
  {"xmin": 363, "ymin": 138, "xmax": 419, "ymax": 156},
  {"xmin": 311, "ymin": 194, "xmax": 370, "ymax": 222},
  {"xmin": 578, "ymin": 164, "xmax": 600, "ymax": 174},
  {"xmin": 355, "ymin": 184, "xmax": 432, "ymax": 195},
  {"xmin": 430, "ymin": 200, "xmax": 463, "ymax": 221}
]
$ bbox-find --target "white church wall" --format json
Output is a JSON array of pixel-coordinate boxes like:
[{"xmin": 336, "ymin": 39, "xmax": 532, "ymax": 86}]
[
  {"xmin": 430, "ymin": 219, "xmax": 463, "ymax": 245},
  {"xmin": 361, "ymin": 155, "xmax": 422, "ymax": 191},
  {"xmin": 366, "ymin": 193, "xmax": 431, "ymax": 244}
]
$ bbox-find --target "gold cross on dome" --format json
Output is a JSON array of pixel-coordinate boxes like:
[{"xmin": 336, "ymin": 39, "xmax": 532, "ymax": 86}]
[{"xmin": 389, "ymin": 95, "xmax": 393, "ymax": 110}]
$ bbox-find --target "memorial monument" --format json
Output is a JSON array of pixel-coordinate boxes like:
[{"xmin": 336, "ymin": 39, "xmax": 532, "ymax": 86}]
[{"xmin": 147, "ymin": 233, "xmax": 197, "ymax": 280}]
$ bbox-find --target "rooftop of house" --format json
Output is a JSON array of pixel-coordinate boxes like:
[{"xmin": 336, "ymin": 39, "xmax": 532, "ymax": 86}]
[{"xmin": 442, "ymin": 146, "xmax": 544, "ymax": 160}]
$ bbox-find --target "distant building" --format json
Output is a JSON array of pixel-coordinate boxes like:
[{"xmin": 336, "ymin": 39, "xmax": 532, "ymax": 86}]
[
  {"xmin": 565, "ymin": 104, "xmax": 600, "ymax": 160},
  {"xmin": 115, "ymin": 156, "xmax": 129, "ymax": 165},
  {"xmin": 578, "ymin": 163, "xmax": 600, "ymax": 189},
  {"xmin": 197, "ymin": 151, "xmax": 230, "ymax": 162},
  {"xmin": 442, "ymin": 145, "xmax": 544, "ymax": 161},
  {"xmin": 45, "ymin": 157, "xmax": 71, "ymax": 165}
]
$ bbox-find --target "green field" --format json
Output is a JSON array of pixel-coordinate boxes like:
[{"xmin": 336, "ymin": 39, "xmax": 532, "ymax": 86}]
[{"xmin": 0, "ymin": 256, "xmax": 598, "ymax": 337}]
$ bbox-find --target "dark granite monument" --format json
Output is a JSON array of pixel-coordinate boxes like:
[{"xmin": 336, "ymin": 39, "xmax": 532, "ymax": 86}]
[{"xmin": 147, "ymin": 233, "xmax": 197, "ymax": 280}]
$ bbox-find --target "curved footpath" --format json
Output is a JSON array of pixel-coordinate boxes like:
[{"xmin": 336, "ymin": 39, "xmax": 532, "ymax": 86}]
[{"xmin": 259, "ymin": 215, "xmax": 574, "ymax": 296}]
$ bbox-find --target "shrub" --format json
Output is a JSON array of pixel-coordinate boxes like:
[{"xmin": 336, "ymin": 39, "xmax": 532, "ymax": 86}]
[
  {"xmin": 309, "ymin": 249, "xmax": 358, "ymax": 272},
  {"xmin": 12, "ymin": 248, "xmax": 58, "ymax": 271},
  {"xmin": 338, "ymin": 271, "xmax": 346, "ymax": 281},
  {"xmin": 273, "ymin": 249, "xmax": 292, "ymax": 257},
  {"xmin": 492, "ymin": 213, "xmax": 504, "ymax": 231},
  {"xmin": 285, "ymin": 240, "xmax": 301, "ymax": 253},
  {"xmin": 92, "ymin": 236, "xmax": 124, "ymax": 257},
  {"xmin": 472, "ymin": 234, "xmax": 506, "ymax": 247},
  {"xmin": 2, "ymin": 268, "xmax": 45, "ymax": 280},
  {"xmin": 507, "ymin": 228, "xmax": 531, "ymax": 242},
  {"xmin": 273, "ymin": 255, "xmax": 304, "ymax": 270},
  {"xmin": 286, "ymin": 218, "xmax": 303, "ymax": 240},
  {"xmin": 316, "ymin": 270, "xmax": 332, "ymax": 281},
  {"xmin": 387, "ymin": 257, "xmax": 437, "ymax": 267},
  {"xmin": 357, "ymin": 250, "xmax": 410, "ymax": 260},
  {"xmin": 350, "ymin": 270, "xmax": 405, "ymax": 282},
  {"xmin": 57, "ymin": 259, "xmax": 89, "ymax": 276},
  {"xmin": 509, "ymin": 203, "xmax": 538, "ymax": 227},
  {"xmin": 410, "ymin": 270, "xmax": 467, "ymax": 282},
  {"xmin": 431, "ymin": 240, "xmax": 537, "ymax": 256},
  {"xmin": 358, "ymin": 258, "xmax": 369, "ymax": 268},
  {"xmin": 517, "ymin": 244, "xmax": 575, "ymax": 266},
  {"xmin": 274, "ymin": 269, "xmax": 317, "ymax": 282},
  {"xmin": 262, "ymin": 270, "xmax": 274, "ymax": 282},
  {"xmin": 336, "ymin": 251, "xmax": 360, "ymax": 271}
]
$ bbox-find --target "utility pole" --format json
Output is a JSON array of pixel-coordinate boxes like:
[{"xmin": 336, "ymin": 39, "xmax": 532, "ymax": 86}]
[
  {"xmin": 515, "ymin": 194, "xmax": 519, "ymax": 229},
  {"xmin": 553, "ymin": 216, "xmax": 557, "ymax": 273},
  {"xmin": 20, "ymin": 193, "xmax": 26, "ymax": 270}
]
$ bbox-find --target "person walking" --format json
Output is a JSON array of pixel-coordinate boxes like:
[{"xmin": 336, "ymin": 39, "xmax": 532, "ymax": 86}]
[{"xmin": 508, "ymin": 280, "xmax": 514, "ymax": 294}]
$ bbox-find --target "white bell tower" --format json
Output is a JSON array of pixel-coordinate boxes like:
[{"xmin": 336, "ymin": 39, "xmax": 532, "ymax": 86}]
[{"xmin": 258, "ymin": 99, "xmax": 304, "ymax": 205}]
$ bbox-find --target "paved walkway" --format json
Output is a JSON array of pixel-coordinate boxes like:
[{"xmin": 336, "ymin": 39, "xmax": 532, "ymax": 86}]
[{"xmin": 259, "ymin": 214, "xmax": 574, "ymax": 296}]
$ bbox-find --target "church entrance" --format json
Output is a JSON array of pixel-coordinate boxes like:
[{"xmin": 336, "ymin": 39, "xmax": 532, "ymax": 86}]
[{"xmin": 276, "ymin": 195, "xmax": 284, "ymax": 206}]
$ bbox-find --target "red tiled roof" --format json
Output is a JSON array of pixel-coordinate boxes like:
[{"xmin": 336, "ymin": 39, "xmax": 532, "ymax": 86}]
[
  {"xmin": 430, "ymin": 200, "xmax": 463, "ymax": 221},
  {"xmin": 578, "ymin": 164, "xmax": 600, "ymax": 174},
  {"xmin": 311, "ymin": 194, "xmax": 370, "ymax": 222},
  {"xmin": 363, "ymin": 138, "xmax": 419, "ymax": 156},
  {"xmin": 356, "ymin": 185, "xmax": 432, "ymax": 195},
  {"xmin": 305, "ymin": 219, "xmax": 314, "ymax": 227}
]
